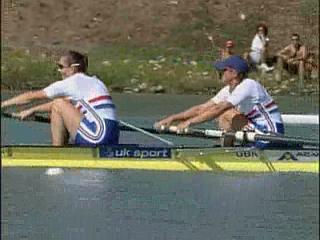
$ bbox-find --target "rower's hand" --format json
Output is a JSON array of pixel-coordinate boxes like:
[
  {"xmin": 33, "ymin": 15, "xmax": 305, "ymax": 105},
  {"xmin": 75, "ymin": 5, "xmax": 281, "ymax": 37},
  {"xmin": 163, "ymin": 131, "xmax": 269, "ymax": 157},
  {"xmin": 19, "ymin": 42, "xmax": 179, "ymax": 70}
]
[
  {"xmin": 154, "ymin": 117, "xmax": 174, "ymax": 131},
  {"xmin": 176, "ymin": 121, "xmax": 191, "ymax": 134},
  {"xmin": 1, "ymin": 101, "xmax": 8, "ymax": 109},
  {"xmin": 12, "ymin": 109, "xmax": 34, "ymax": 120}
]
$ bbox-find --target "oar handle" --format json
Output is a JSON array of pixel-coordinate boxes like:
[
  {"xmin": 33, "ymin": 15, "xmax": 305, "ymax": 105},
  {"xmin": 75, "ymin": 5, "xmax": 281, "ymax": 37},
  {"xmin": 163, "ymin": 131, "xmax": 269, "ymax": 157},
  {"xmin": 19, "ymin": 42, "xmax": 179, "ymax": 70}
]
[{"xmin": 1, "ymin": 111, "xmax": 50, "ymax": 123}]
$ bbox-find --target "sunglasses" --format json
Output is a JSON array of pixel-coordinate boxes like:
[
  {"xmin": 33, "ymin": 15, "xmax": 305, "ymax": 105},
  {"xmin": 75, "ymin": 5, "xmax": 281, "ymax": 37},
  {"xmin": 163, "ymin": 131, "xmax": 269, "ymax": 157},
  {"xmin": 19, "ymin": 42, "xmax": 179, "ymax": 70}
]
[
  {"xmin": 57, "ymin": 63, "xmax": 67, "ymax": 70},
  {"xmin": 57, "ymin": 63, "xmax": 80, "ymax": 70}
]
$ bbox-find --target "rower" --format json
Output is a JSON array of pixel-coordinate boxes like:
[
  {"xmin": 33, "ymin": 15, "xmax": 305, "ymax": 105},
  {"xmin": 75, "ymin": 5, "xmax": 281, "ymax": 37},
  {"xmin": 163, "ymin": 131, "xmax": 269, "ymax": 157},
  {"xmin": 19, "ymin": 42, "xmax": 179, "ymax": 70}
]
[
  {"xmin": 154, "ymin": 55, "xmax": 284, "ymax": 148},
  {"xmin": 1, "ymin": 50, "xmax": 119, "ymax": 146}
]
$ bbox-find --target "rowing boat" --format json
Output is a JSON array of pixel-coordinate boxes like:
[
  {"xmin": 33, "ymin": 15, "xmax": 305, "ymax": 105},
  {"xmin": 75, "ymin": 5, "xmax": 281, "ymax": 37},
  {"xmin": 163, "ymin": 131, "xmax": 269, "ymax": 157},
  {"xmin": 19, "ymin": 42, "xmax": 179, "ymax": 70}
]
[
  {"xmin": 2, "ymin": 145, "xmax": 319, "ymax": 173},
  {"xmin": 1, "ymin": 111, "xmax": 319, "ymax": 172}
]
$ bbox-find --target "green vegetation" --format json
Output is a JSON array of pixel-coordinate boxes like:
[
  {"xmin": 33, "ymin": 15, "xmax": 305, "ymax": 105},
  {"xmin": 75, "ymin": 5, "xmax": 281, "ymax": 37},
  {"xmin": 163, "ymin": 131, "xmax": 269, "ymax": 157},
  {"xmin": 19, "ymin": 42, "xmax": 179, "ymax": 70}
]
[{"xmin": 1, "ymin": 45, "xmax": 318, "ymax": 95}]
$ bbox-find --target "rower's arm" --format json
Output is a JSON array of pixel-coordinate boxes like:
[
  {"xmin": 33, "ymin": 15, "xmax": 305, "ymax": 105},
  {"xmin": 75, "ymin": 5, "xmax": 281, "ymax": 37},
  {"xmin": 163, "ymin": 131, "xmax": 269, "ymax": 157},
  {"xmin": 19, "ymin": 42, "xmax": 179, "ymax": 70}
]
[
  {"xmin": 12, "ymin": 101, "xmax": 54, "ymax": 121},
  {"xmin": 1, "ymin": 90, "xmax": 48, "ymax": 109},
  {"xmin": 13, "ymin": 97, "xmax": 71, "ymax": 120},
  {"xmin": 26, "ymin": 101, "xmax": 53, "ymax": 113},
  {"xmin": 186, "ymin": 101, "xmax": 233, "ymax": 126},
  {"xmin": 165, "ymin": 100, "xmax": 215, "ymax": 121},
  {"xmin": 172, "ymin": 100, "xmax": 216, "ymax": 121},
  {"xmin": 154, "ymin": 100, "xmax": 216, "ymax": 128}
]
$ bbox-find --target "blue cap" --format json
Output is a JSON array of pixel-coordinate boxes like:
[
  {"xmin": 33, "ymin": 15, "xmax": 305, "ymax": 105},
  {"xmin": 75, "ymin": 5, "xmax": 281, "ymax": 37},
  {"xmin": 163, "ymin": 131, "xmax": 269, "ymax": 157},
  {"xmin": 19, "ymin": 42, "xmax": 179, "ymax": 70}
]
[{"xmin": 214, "ymin": 55, "xmax": 249, "ymax": 73}]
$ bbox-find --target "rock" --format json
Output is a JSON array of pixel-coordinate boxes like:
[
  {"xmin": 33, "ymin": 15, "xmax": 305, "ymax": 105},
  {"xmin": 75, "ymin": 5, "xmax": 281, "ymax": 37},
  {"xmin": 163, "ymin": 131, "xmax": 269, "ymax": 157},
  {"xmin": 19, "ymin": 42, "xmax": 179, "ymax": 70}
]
[
  {"xmin": 150, "ymin": 85, "xmax": 165, "ymax": 93},
  {"xmin": 133, "ymin": 88, "xmax": 140, "ymax": 93},
  {"xmin": 148, "ymin": 60, "xmax": 158, "ymax": 64},
  {"xmin": 202, "ymin": 71, "xmax": 209, "ymax": 76},
  {"xmin": 102, "ymin": 60, "xmax": 111, "ymax": 66},
  {"xmin": 138, "ymin": 82, "xmax": 147, "ymax": 91},
  {"xmin": 239, "ymin": 13, "xmax": 246, "ymax": 20},
  {"xmin": 168, "ymin": 1, "xmax": 179, "ymax": 5},
  {"xmin": 273, "ymin": 89, "xmax": 281, "ymax": 94},
  {"xmin": 274, "ymin": 72, "xmax": 281, "ymax": 82},
  {"xmin": 130, "ymin": 78, "xmax": 139, "ymax": 84},
  {"xmin": 123, "ymin": 87, "xmax": 133, "ymax": 93}
]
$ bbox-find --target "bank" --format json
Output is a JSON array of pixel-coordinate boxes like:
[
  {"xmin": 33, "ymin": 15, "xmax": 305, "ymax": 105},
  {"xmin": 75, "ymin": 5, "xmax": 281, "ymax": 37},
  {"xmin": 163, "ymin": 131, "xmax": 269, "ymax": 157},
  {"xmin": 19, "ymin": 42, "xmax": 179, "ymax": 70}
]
[{"xmin": 1, "ymin": 46, "xmax": 319, "ymax": 96}]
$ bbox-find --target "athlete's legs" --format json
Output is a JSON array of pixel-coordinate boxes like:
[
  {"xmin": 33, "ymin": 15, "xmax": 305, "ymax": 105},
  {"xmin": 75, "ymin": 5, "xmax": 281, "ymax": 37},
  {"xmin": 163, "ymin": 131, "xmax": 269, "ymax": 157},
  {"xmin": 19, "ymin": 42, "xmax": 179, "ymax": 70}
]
[
  {"xmin": 50, "ymin": 98, "xmax": 82, "ymax": 146},
  {"xmin": 217, "ymin": 108, "xmax": 248, "ymax": 131},
  {"xmin": 217, "ymin": 108, "xmax": 248, "ymax": 146},
  {"xmin": 298, "ymin": 60, "xmax": 304, "ymax": 82}
]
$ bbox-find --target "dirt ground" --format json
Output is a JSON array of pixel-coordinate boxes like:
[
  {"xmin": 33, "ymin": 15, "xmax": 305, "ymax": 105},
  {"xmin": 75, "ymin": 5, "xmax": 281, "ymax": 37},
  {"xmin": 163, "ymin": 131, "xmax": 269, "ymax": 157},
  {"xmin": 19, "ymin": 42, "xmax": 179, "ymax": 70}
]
[{"xmin": 1, "ymin": 0, "xmax": 319, "ymax": 55}]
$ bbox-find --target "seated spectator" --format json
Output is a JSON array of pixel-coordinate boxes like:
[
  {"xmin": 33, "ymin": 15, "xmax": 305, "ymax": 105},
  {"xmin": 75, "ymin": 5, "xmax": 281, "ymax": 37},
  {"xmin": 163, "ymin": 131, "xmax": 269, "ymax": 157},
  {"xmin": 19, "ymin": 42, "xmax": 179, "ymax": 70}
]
[
  {"xmin": 248, "ymin": 23, "xmax": 274, "ymax": 72},
  {"xmin": 277, "ymin": 33, "xmax": 317, "ymax": 80},
  {"xmin": 219, "ymin": 40, "xmax": 235, "ymax": 60}
]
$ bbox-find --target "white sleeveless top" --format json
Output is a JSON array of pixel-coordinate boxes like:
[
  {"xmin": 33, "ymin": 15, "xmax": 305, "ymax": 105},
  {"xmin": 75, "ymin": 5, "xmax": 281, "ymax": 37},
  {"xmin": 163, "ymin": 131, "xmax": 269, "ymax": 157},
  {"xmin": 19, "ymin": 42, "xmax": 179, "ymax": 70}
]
[
  {"xmin": 43, "ymin": 73, "xmax": 117, "ymax": 121},
  {"xmin": 211, "ymin": 78, "xmax": 283, "ymax": 126}
]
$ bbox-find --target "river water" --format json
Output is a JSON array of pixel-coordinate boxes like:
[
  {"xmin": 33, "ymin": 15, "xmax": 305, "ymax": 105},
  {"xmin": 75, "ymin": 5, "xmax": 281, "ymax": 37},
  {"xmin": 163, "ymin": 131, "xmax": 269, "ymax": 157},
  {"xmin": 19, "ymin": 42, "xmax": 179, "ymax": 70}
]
[{"xmin": 1, "ymin": 93, "xmax": 319, "ymax": 240}]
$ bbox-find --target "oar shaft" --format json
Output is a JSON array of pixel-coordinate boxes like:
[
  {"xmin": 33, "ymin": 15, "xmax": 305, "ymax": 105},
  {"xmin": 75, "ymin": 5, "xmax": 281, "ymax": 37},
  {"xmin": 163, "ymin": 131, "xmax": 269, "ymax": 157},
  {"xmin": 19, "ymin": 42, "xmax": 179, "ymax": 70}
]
[
  {"xmin": 164, "ymin": 126, "xmax": 319, "ymax": 146},
  {"xmin": 119, "ymin": 120, "xmax": 174, "ymax": 146}
]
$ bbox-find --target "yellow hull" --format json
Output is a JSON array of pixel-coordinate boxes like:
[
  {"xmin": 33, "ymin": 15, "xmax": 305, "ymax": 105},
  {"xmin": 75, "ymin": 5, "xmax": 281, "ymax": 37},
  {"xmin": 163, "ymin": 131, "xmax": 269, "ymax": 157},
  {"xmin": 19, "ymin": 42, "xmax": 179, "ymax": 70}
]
[{"xmin": 1, "ymin": 146, "xmax": 319, "ymax": 173}]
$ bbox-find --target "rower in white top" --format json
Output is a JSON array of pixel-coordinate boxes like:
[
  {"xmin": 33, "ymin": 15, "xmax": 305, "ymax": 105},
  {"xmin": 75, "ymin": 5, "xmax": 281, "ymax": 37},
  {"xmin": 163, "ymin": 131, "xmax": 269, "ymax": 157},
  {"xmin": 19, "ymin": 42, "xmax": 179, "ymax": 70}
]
[
  {"xmin": 1, "ymin": 50, "xmax": 119, "ymax": 146},
  {"xmin": 154, "ymin": 55, "xmax": 284, "ymax": 148}
]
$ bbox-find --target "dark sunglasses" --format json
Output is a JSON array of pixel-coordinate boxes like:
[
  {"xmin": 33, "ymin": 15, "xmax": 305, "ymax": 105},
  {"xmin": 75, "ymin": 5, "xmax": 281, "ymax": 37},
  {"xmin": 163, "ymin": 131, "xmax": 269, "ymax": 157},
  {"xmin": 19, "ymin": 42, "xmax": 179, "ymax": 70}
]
[
  {"xmin": 57, "ymin": 63, "xmax": 68, "ymax": 70},
  {"xmin": 57, "ymin": 63, "xmax": 80, "ymax": 70}
]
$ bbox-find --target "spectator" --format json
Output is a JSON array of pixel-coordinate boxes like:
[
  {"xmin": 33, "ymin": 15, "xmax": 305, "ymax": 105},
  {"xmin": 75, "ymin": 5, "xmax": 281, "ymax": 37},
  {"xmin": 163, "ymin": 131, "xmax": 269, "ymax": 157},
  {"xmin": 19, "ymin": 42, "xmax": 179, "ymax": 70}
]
[
  {"xmin": 248, "ymin": 23, "xmax": 274, "ymax": 72},
  {"xmin": 277, "ymin": 33, "xmax": 314, "ymax": 80},
  {"xmin": 220, "ymin": 40, "xmax": 235, "ymax": 60}
]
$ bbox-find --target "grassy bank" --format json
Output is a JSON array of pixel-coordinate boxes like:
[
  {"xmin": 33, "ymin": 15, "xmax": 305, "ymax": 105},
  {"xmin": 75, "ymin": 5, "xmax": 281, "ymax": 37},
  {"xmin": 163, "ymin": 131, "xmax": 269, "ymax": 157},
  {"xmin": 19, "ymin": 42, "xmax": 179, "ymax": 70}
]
[{"xmin": 1, "ymin": 46, "xmax": 319, "ymax": 96}]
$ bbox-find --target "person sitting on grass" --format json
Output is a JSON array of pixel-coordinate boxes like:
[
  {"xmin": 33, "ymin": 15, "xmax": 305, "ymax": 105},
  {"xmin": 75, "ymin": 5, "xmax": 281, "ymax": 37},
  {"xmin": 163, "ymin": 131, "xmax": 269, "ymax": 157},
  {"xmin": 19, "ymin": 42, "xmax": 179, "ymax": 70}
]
[
  {"xmin": 220, "ymin": 40, "xmax": 235, "ymax": 60},
  {"xmin": 1, "ymin": 50, "xmax": 119, "ymax": 146},
  {"xmin": 277, "ymin": 33, "xmax": 314, "ymax": 81},
  {"xmin": 247, "ymin": 23, "xmax": 274, "ymax": 72}
]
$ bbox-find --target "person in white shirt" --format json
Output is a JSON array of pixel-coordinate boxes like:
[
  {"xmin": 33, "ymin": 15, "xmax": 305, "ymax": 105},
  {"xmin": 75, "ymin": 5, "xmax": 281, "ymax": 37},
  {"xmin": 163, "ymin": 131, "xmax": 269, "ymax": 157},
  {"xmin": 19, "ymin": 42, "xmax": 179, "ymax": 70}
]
[
  {"xmin": 249, "ymin": 23, "xmax": 274, "ymax": 72},
  {"xmin": 154, "ymin": 55, "xmax": 284, "ymax": 148},
  {"xmin": 1, "ymin": 50, "xmax": 119, "ymax": 146}
]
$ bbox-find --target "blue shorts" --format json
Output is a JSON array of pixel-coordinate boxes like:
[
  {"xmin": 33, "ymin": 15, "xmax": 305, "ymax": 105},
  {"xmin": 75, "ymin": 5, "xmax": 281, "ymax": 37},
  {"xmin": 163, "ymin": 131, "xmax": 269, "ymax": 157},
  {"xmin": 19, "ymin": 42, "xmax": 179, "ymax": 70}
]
[
  {"xmin": 75, "ymin": 118, "xmax": 119, "ymax": 146},
  {"xmin": 249, "ymin": 122, "xmax": 285, "ymax": 149}
]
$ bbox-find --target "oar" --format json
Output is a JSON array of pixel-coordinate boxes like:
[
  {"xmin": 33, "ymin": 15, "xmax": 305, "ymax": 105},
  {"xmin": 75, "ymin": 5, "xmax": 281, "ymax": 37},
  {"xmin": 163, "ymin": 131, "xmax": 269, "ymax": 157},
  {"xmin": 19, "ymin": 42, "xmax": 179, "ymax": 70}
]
[
  {"xmin": 163, "ymin": 126, "xmax": 319, "ymax": 146},
  {"xmin": 119, "ymin": 120, "xmax": 174, "ymax": 146},
  {"xmin": 3, "ymin": 111, "xmax": 317, "ymax": 146},
  {"xmin": 1, "ymin": 111, "xmax": 50, "ymax": 123},
  {"xmin": 1, "ymin": 111, "xmax": 174, "ymax": 145},
  {"xmin": 0, "ymin": 111, "xmax": 191, "ymax": 136}
]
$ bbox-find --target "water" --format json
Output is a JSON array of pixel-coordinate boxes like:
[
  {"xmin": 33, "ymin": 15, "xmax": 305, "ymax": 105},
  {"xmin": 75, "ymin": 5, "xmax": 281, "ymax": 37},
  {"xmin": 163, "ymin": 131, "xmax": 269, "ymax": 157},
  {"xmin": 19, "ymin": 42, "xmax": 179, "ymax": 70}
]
[
  {"xmin": 1, "ymin": 93, "xmax": 319, "ymax": 240},
  {"xmin": 2, "ymin": 169, "xmax": 319, "ymax": 240}
]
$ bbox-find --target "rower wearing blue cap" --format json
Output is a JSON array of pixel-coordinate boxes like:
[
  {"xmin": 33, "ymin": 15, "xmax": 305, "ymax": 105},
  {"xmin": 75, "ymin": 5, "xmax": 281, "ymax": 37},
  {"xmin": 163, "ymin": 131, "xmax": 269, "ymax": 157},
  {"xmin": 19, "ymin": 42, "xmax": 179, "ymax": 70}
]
[{"xmin": 154, "ymin": 55, "xmax": 284, "ymax": 148}]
